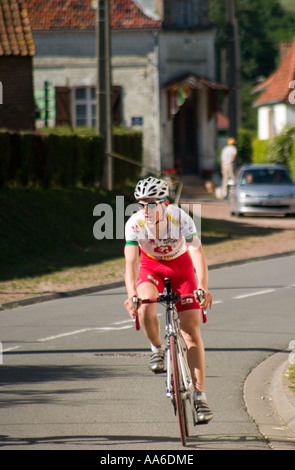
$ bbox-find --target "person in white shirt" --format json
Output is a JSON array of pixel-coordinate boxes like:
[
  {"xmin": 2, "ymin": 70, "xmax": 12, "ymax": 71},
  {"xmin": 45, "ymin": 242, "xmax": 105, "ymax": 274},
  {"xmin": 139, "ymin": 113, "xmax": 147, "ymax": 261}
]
[
  {"xmin": 221, "ymin": 137, "xmax": 237, "ymax": 195},
  {"xmin": 124, "ymin": 176, "xmax": 213, "ymax": 423}
]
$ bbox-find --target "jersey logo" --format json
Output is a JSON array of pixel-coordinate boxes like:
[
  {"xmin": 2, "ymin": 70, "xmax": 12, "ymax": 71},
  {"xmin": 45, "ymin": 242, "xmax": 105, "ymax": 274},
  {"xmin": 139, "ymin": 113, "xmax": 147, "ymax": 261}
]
[
  {"xmin": 147, "ymin": 275, "xmax": 159, "ymax": 285},
  {"xmin": 181, "ymin": 298, "xmax": 193, "ymax": 305},
  {"xmin": 153, "ymin": 245, "xmax": 173, "ymax": 255}
]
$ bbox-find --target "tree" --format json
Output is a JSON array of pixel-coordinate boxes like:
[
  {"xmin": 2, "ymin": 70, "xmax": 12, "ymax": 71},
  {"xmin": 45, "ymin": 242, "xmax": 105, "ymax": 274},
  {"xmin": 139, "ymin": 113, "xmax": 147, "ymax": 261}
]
[{"xmin": 209, "ymin": 0, "xmax": 295, "ymax": 129}]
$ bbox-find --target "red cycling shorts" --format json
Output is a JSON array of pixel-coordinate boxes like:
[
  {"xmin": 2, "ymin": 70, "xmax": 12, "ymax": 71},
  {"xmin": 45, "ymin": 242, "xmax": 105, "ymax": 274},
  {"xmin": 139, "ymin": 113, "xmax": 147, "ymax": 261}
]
[{"xmin": 136, "ymin": 250, "xmax": 200, "ymax": 312}]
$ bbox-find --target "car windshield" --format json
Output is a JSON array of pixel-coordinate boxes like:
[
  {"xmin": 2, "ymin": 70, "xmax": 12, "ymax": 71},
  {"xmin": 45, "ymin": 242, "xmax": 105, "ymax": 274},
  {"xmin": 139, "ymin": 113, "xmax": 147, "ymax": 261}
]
[{"xmin": 240, "ymin": 169, "xmax": 293, "ymax": 186}]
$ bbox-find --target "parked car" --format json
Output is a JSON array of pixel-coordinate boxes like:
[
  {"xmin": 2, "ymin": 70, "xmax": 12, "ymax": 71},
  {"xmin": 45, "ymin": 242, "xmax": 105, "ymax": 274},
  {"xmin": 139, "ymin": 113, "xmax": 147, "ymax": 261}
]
[{"xmin": 228, "ymin": 164, "xmax": 295, "ymax": 216}]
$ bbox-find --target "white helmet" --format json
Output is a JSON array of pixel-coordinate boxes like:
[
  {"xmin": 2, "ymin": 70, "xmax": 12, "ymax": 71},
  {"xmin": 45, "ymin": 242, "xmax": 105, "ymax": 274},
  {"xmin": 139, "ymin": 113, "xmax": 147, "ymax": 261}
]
[{"xmin": 134, "ymin": 176, "xmax": 169, "ymax": 200}]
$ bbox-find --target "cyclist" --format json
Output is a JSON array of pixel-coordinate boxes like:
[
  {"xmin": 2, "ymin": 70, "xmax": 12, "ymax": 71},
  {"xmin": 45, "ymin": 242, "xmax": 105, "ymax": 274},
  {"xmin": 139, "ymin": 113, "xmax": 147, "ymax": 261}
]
[{"xmin": 124, "ymin": 176, "xmax": 213, "ymax": 423}]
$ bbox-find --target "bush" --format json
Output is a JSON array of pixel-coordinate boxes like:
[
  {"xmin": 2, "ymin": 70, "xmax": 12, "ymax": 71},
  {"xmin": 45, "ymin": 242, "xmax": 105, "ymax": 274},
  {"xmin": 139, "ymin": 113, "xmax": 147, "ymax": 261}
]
[
  {"xmin": 0, "ymin": 127, "xmax": 142, "ymax": 189},
  {"xmin": 237, "ymin": 128, "xmax": 255, "ymax": 165},
  {"xmin": 251, "ymin": 126, "xmax": 295, "ymax": 180},
  {"xmin": 252, "ymin": 138, "xmax": 269, "ymax": 163},
  {"xmin": 267, "ymin": 126, "xmax": 295, "ymax": 167},
  {"xmin": 0, "ymin": 132, "xmax": 11, "ymax": 188},
  {"xmin": 290, "ymin": 138, "xmax": 295, "ymax": 180},
  {"xmin": 113, "ymin": 129, "xmax": 142, "ymax": 187}
]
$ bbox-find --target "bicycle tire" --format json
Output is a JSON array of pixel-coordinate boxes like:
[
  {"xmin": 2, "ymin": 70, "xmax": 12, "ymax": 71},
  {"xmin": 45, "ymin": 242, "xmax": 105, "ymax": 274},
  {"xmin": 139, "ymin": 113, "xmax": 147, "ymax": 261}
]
[{"xmin": 170, "ymin": 335, "xmax": 188, "ymax": 446}]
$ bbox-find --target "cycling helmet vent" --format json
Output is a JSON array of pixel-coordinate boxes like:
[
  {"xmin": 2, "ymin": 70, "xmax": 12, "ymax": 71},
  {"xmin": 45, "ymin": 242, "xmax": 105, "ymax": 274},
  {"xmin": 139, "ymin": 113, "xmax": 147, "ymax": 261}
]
[{"xmin": 134, "ymin": 176, "xmax": 169, "ymax": 200}]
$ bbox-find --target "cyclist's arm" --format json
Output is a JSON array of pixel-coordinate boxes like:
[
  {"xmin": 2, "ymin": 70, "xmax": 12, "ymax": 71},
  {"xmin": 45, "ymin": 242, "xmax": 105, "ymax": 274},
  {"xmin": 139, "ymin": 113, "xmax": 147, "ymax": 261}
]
[
  {"xmin": 124, "ymin": 244, "xmax": 140, "ymax": 317},
  {"xmin": 186, "ymin": 237, "xmax": 213, "ymax": 310}
]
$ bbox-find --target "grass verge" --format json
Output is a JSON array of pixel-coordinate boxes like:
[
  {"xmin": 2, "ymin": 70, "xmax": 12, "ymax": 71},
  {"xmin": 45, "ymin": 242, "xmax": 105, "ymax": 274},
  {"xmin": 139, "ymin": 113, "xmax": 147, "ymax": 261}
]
[{"xmin": 289, "ymin": 364, "xmax": 295, "ymax": 396}]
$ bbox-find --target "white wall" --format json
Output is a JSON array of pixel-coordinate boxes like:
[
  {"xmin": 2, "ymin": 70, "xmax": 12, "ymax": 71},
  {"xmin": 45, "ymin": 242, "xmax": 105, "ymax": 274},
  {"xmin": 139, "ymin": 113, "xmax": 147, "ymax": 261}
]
[
  {"xmin": 32, "ymin": 25, "xmax": 217, "ymax": 174},
  {"xmin": 258, "ymin": 103, "xmax": 295, "ymax": 140}
]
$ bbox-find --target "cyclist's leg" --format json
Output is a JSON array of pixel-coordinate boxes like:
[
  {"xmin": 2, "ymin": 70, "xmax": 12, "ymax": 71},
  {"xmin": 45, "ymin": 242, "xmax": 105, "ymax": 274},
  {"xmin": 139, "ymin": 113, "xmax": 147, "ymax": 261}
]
[
  {"xmin": 178, "ymin": 308, "xmax": 205, "ymax": 391},
  {"xmin": 179, "ymin": 308, "xmax": 213, "ymax": 423},
  {"xmin": 137, "ymin": 281, "xmax": 165, "ymax": 372},
  {"xmin": 137, "ymin": 281, "xmax": 161, "ymax": 347}
]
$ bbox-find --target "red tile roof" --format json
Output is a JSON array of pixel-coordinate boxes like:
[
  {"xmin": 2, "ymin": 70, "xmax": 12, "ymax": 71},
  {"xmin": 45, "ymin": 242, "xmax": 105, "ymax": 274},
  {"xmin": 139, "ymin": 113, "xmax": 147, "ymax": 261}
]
[
  {"xmin": 22, "ymin": 0, "xmax": 161, "ymax": 31},
  {"xmin": 217, "ymin": 111, "xmax": 229, "ymax": 130},
  {"xmin": 0, "ymin": 0, "xmax": 35, "ymax": 56},
  {"xmin": 253, "ymin": 40, "xmax": 295, "ymax": 106}
]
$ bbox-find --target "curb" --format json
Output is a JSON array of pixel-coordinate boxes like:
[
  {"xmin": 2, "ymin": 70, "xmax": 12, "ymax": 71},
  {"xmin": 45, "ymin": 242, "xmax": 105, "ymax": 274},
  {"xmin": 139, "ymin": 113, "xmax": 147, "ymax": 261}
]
[
  {"xmin": 1, "ymin": 250, "xmax": 295, "ymax": 311},
  {"xmin": 244, "ymin": 351, "xmax": 295, "ymax": 450},
  {"xmin": 271, "ymin": 357, "xmax": 295, "ymax": 437}
]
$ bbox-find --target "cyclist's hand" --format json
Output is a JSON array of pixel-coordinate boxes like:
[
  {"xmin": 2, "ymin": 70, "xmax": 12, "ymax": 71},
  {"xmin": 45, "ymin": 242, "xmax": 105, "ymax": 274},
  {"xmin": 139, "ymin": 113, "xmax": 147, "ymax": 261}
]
[
  {"xmin": 194, "ymin": 289, "xmax": 213, "ymax": 310},
  {"xmin": 124, "ymin": 296, "xmax": 142, "ymax": 319}
]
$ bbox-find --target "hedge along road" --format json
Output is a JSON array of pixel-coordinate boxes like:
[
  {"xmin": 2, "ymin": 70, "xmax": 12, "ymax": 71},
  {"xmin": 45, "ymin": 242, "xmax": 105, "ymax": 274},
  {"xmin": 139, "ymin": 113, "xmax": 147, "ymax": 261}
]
[{"xmin": 0, "ymin": 254, "xmax": 295, "ymax": 450}]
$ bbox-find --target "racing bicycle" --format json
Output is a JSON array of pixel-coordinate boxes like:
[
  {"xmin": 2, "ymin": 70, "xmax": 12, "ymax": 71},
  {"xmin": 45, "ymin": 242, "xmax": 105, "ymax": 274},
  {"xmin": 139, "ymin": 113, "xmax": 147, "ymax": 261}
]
[{"xmin": 132, "ymin": 278, "xmax": 207, "ymax": 446}]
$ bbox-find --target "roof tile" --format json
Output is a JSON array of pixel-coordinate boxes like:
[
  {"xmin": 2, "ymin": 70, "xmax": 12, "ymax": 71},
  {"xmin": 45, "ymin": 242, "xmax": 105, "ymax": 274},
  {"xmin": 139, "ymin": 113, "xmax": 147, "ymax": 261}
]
[
  {"xmin": 22, "ymin": 0, "xmax": 161, "ymax": 31},
  {"xmin": 253, "ymin": 40, "xmax": 295, "ymax": 106},
  {"xmin": 0, "ymin": 0, "xmax": 35, "ymax": 56}
]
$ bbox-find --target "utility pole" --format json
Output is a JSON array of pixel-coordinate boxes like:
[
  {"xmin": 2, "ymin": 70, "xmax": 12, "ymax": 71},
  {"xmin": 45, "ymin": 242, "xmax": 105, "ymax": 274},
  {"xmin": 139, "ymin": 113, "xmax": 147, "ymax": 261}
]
[
  {"xmin": 226, "ymin": 0, "xmax": 240, "ymax": 140},
  {"xmin": 96, "ymin": 0, "xmax": 113, "ymax": 190}
]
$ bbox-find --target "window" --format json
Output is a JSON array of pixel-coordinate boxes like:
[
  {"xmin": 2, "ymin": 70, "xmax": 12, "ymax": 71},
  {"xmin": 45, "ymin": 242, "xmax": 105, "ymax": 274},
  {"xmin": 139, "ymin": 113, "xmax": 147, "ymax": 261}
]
[
  {"xmin": 72, "ymin": 85, "xmax": 122, "ymax": 128},
  {"xmin": 176, "ymin": 0, "xmax": 193, "ymax": 28},
  {"xmin": 73, "ymin": 87, "xmax": 96, "ymax": 127}
]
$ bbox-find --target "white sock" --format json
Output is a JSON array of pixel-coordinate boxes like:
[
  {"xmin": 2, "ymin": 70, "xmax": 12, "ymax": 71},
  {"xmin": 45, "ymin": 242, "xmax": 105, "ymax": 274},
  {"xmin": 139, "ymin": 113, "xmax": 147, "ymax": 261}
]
[{"xmin": 151, "ymin": 343, "xmax": 164, "ymax": 351}]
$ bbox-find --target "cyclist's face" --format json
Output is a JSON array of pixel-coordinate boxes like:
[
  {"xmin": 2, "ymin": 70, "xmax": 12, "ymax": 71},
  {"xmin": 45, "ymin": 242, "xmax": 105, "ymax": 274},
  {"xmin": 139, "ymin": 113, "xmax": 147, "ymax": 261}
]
[{"xmin": 138, "ymin": 198, "xmax": 163, "ymax": 223}]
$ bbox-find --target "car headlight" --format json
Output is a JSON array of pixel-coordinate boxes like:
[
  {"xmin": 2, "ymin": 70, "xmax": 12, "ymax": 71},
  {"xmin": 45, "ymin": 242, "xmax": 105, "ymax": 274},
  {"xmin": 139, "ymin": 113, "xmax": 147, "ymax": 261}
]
[{"xmin": 240, "ymin": 192, "xmax": 249, "ymax": 199}]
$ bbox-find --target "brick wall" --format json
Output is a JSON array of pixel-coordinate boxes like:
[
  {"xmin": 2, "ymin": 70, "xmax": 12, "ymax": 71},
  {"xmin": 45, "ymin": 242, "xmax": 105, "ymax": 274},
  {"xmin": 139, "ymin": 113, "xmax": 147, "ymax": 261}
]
[{"xmin": 0, "ymin": 56, "xmax": 35, "ymax": 130}]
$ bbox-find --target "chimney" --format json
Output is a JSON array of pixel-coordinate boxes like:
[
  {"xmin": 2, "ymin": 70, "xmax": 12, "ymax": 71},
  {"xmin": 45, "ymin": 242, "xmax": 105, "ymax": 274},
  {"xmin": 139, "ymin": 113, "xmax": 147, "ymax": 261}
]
[{"xmin": 280, "ymin": 41, "xmax": 292, "ymax": 62}]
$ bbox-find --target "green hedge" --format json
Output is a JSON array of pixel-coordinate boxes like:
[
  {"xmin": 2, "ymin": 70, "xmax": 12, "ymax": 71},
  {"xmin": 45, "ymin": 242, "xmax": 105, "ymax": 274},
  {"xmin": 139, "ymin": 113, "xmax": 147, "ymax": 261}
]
[
  {"xmin": 237, "ymin": 128, "xmax": 255, "ymax": 165},
  {"xmin": 252, "ymin": 126, "xmax": 295, "ymax": 180},
  {"xmin": 289, "ymin": 138, "xmax": 295, "ymax": 180},
  {"xmin": 252, "ymin": 138, "xmax": 269, "ymax": 164},
  {"xmin": 0, "ymin": 128, "xmax": 142, "ymax": 189}
]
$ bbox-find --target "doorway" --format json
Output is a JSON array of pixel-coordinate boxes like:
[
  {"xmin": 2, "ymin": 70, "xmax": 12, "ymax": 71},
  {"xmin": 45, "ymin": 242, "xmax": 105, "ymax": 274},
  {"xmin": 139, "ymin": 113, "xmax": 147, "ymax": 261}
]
[{"xmin": 173, "ymin": 90, "xmax": 198, "ymax": 173}]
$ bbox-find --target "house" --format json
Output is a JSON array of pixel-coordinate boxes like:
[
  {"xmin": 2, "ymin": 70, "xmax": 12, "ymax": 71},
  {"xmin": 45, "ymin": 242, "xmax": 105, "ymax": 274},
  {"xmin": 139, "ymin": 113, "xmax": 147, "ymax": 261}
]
[
  {"xmin": 0, "ymin": 0, "xmax": 35, "ymax": 130},
  {"xmin": 253, "ymin": 40, "xmax": 295, "ymax": 140},
  {"xmin": 24, "ymin": 0, "xmax": 226, "ymax": 175}
]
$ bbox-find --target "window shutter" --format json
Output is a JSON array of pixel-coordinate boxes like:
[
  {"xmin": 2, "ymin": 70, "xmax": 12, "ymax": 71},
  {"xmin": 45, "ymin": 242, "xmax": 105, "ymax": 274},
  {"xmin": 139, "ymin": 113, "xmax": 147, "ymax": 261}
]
[{"xmin": 56, "ymin": 87, "xmax": 71, "ymax": 126}]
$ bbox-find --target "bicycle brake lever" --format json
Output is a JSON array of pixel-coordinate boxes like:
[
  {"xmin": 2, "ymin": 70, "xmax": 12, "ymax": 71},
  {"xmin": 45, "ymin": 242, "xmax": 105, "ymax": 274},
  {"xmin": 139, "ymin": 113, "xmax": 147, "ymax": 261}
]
[
  {"xmin": 132, "ymin": 296, "xmax": 140, "ymax": 331},
  {"xmin": 132, "ymin": 295, "xmax": 139, "ymax": 310},
  {"xmin": 196, "ymin": 289, "xmax": 205, "ymax": 302},
  {"xmin": 197, "ymin": 289, "xmax": 207, "ymax": 323}
]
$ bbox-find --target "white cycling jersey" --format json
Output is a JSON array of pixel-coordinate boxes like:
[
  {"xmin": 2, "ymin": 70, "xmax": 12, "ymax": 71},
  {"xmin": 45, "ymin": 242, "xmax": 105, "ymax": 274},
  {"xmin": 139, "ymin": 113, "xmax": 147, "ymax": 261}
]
[{"xmin": 125, "ymin": 204, "xmax": 198, "ymax": 260}]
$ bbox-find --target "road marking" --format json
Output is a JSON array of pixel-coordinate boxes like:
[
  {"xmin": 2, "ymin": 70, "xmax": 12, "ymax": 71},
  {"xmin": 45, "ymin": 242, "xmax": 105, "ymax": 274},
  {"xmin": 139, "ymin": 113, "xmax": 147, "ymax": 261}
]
[
  {"xmin": 213, "ymin": 300, "xmax": 223, "ymax": 305},
  {"xmin": 96, "ymin": 326, "xmax": 133, "ymax": 331},
  {"xmin": 113, "ymin": 313, "xmax": 163, "ymax": 326},
  {"xmin": 37, "ymin": 325, "xmax": 133, "ymax": 342},
  {"xmin": 38, "ymin": 328, "xmax": 90, "ymax": 341},
  {"xmin": 2, "ymin": 345, "xmax": 21, "ymax": 353},
  {"xmin": 113, "ymin": 319, "xmax": 133, "ymax": 325},
  {"xmin": 233, "ymin": 289, "xmax": 275, "ymax": 300}
]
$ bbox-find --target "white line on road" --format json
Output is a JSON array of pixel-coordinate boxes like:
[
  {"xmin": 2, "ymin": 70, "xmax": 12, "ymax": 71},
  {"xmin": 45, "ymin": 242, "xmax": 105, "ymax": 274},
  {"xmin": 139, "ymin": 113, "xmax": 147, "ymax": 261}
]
[
  {"xmin": 113, "ymin": 319, "xmax": 133, "ymax": 325},
  {"xmin": 2, "ymin": 345, "xmax": 21, "ymax": 353},
  {"xmin": 233, "ymin": 289, "xmax": 275, "ymax": 300},
  {"xmin": 37, "ymin": 325, "xmax": 133, "ymax": 342}
]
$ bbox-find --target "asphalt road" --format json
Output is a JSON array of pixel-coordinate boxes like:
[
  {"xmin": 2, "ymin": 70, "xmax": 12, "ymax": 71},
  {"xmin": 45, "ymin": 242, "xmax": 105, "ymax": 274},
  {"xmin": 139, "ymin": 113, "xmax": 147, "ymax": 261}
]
[{"xmin": 0, "ymin": 255, "xmax": 294, "ymax": 451}]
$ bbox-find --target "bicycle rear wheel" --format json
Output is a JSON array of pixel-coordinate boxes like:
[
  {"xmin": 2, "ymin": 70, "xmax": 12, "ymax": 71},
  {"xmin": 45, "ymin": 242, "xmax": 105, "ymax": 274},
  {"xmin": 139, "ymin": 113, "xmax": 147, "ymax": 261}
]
[{"xmin": 170, "ymin": 335, "xmax": 188, "ymax": 446}]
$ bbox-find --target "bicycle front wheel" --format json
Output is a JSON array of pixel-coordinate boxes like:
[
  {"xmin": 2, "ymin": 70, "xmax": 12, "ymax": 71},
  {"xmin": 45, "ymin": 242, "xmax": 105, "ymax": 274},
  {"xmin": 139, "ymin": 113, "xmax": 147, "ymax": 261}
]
[{"xmin": 170, "ymin": 335, "xmax": 188, "ymax": 446}]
